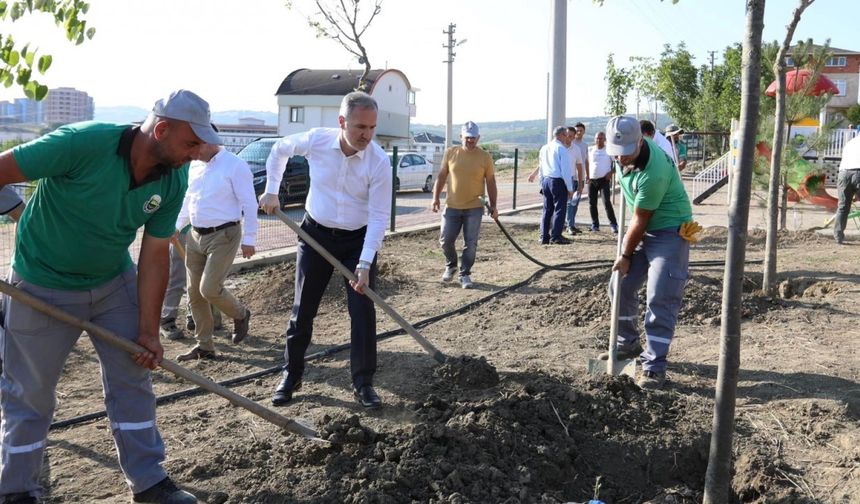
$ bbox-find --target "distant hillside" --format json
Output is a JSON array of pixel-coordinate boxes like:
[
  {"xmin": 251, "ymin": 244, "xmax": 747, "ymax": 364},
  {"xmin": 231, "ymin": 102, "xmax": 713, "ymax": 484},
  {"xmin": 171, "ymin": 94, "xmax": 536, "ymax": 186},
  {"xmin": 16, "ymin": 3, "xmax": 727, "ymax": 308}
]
[
  {"xmin": 413, "ymin": 114, "xmax": 674, "ymax": 146},
  {"xmin": 95, "ymin": 106, "xmax": 278, "ymax": 125}
]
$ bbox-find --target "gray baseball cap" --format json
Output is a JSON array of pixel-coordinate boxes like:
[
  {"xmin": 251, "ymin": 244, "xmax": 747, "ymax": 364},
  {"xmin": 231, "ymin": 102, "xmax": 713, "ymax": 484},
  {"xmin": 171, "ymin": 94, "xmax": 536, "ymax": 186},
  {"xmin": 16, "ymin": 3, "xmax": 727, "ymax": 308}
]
[
  {"xmin": 605, "ymin": 116, "xmax": 642, "ymax": 156},
  {"xmin": 665, "ymin": 123, "xmax": 685, "ymax": 137},
  {"xmin": 152, "ymin": 89, "xmax": 222, "ymax": 145},
  {"xmin": 461, "ymin": 121, "xmax": 479, "ymax": 137}
]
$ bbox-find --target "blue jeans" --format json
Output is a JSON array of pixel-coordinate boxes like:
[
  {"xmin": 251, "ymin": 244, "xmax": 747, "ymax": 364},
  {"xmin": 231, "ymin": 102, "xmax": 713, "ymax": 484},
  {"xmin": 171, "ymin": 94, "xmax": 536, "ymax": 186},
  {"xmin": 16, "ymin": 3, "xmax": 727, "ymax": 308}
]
[
  {"xmin": 565, "ymin": 180, "xmax": 581, "ymax": 228},
  {"xmin": 541, "ymin": 177, "xmax": 568, "ymax": 242},
  {"xmin": 440, "ymin": 207, "xmax": 483, "ymax": 277},
  {"xmin": 609, "ymin": 228, "xmax": 690, "ymax": 373}
]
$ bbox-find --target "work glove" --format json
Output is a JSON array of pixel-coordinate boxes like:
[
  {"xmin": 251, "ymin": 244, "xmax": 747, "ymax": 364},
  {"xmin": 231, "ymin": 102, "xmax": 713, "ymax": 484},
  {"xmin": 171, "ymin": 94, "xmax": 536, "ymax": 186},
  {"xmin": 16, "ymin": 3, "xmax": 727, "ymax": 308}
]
[
  {"xmin": 679, "ymin": 221, "xmax": 703, "ymax": 243},
  {"xmin": 258, "ymin": 193, "xmax": 280, "ymax": 215}
]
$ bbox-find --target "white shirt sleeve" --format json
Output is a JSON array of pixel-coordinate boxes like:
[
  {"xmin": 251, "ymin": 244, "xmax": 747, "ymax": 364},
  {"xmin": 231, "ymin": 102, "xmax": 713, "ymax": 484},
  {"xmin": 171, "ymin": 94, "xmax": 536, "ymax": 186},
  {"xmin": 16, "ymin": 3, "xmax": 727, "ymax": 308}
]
[
  {"xmin": 232, "ymin": 158, "xmax": 259, "ymax": 247},
  {"xmin": 175, "ymin": 191, "xmax": 191, "ymax": 232},
  {"xmin": 265, "ymin": 131, "xmax": 312, "ymax": 195},
  {"xmin": 360, "ymin": 153, "xmax": 394, "ymax": 263}
]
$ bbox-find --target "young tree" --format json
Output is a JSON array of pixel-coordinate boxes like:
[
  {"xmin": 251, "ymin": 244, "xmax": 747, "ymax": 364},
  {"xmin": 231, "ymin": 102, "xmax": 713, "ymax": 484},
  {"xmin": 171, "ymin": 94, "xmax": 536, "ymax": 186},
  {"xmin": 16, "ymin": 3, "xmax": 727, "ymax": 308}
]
[
  {"xmin": 287, "ymin": 0, "xmax": 382, "ymax": 92},
  {"xmin": 629, "ymin": 56, "xmax": 660, "ymax": 124},
  {"xmin": 657, "ymin": 42, "xmax": 699, "ymax": 129},
  {"xmin": 604, "ymin": 53, "xmax": 632, "ymax": 116},
  {"xmin": 704, "ymin": 2, "xmax": 765, "ymax": 502},
  {"xmin": 0, "ymin": 0, "xmax": 95, "ymax": 100},
  {"xmin": 695, "ymin": 44, "xmax": 742, "ymax": 133},
  {"xmin": 762, "ymin": 1, "xmax": 816, "ymax": 296}
]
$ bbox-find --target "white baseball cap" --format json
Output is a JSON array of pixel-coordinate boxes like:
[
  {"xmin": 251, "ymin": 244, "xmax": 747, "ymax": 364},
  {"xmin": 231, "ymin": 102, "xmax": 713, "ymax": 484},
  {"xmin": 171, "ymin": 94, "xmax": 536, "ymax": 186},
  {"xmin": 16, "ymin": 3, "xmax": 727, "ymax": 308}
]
[{"xmin": 461, "ymin": 121, "xmax": 479, "ymax": 137}]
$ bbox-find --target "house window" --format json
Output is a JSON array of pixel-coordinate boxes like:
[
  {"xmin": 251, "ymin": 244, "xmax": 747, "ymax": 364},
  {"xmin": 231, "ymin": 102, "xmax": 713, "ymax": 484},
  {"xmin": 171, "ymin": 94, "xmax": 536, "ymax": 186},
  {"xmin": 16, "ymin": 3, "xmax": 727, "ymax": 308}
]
[
  {"xmin": 408, "ymin": 90, "xmax": 416, "ymax": 105},
  {"xmin": 289, "ymin": 106, "xmax": 304, "ymax": 123},
  {"xmin": 833, "ymin": 79, "xmax": 847, "ymax": 96},
  {"xmin": 825, "ymin": 56, "xmax": 847, "ymax": 67},
  {"xmin": 785, "ymin": 57, "xmax": 795, "ymax": 67}
]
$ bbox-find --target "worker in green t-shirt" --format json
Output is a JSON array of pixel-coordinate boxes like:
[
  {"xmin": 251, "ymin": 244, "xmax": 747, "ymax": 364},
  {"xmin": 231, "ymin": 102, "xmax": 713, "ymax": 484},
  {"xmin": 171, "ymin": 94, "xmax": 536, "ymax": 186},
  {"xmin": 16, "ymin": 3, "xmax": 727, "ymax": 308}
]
[
  {"xmin": 601, "ymin": 115, "xmax": 694, "ymax": 391},
  {"xmin": 0, "ymin": 90, "xmax": 219, "ymax": 504}
]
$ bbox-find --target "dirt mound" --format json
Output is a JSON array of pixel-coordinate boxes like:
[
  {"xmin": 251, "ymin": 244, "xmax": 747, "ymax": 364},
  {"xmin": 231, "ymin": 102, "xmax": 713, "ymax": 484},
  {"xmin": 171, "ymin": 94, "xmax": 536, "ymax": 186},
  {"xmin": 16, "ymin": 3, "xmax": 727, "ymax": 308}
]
[
  {"xmin": 234, "ymin": 263, "xmax": 295, "ymax": 315},
  {"xmin": 778, "ymin": 277, "xmax": 841, "ymax": 299},
  {"xmin": 679, "ymin": 274, "xmax": 784, "ymax": 325},
  {"xmin": 192, "ymin": 371, "xmax": 712, "ymax": 503},
  {"xmin": 433, "ymin": 355, "xmax": 499, "ymax": 389}
]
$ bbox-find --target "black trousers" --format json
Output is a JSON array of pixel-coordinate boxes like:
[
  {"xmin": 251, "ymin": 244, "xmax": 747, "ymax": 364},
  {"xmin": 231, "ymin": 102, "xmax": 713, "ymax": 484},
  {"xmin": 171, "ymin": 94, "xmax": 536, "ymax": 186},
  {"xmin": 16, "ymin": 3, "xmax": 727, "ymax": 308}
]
[
  {"xmin": 283, "ymin": 217, "xmax": 378, "ymax": 388},
  {"xmin": 588, "ymin": 177, "xmax": 618, "ymax": 227}
]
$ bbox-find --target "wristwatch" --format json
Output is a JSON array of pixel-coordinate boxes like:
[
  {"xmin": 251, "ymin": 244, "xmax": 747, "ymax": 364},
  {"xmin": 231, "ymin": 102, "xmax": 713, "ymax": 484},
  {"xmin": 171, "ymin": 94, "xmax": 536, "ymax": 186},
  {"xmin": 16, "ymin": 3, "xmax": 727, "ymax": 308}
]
[{"xmin": 356, "ymin": 260, "xmax": 372, "ymax": 270}]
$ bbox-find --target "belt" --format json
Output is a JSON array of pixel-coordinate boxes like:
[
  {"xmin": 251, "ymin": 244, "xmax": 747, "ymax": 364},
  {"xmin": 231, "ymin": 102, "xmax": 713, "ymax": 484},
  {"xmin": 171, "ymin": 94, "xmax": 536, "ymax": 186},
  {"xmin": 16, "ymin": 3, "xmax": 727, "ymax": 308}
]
[
  {"xmin": 193, "ymin": 221, "xmax": 238, "ymax": 235},
  {"xmin": 304, "ymin": 214, "xmax": 366, "ymax": 237}
]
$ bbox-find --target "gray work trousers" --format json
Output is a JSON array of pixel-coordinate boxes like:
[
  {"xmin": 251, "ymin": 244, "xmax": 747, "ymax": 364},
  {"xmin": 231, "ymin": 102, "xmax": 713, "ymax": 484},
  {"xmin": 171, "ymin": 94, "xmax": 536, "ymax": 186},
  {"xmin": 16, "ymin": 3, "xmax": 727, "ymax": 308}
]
[
  {"xmin": 185, "ymin": 224, "xmax": 245, "ymax": 351},
  {"xmin": 833, "ymin": 169, "xmax": 860, "ymax": 243},
  {"xmin": 609, "ymin": 228, "xmax": 690, "ymax": 373},
  {"xmin": 0, "ymin": 268, "xmax": 166, "ymax": 499},
  {"xmin": 160, "ymin": 231, "xmax": 188, "ymax": 321}
]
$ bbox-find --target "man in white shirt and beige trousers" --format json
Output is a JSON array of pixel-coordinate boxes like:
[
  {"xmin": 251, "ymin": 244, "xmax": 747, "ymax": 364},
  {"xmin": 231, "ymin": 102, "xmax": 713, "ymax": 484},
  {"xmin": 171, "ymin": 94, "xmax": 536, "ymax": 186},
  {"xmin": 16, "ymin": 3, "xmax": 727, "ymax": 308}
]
[
  {"xmin": 260, "ymin": 91, "xmax": 392, "ymax": 410},
  {"xmin": 175, "ymin": 141, "xmax": 258, "ymax": 361}
]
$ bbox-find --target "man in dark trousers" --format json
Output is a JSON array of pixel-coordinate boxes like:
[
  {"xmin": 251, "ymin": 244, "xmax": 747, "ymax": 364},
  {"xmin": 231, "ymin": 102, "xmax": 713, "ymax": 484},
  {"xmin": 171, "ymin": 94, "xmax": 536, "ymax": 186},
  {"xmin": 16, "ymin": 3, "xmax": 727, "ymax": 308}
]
[
  {"xmin": 260, "ymin": 91, "xmax": 392, "ymax": 409},
  {"xmin": 0, "ymin": 89, "xmax": 216, "ymax": 503}
]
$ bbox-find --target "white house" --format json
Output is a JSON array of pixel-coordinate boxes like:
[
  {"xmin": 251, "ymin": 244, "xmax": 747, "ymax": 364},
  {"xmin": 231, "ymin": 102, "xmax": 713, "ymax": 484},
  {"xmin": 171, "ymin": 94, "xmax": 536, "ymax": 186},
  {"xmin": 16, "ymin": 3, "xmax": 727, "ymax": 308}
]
[{"xmin": 275, "ymin": 68, "xmax": 416, "ymax": 148}]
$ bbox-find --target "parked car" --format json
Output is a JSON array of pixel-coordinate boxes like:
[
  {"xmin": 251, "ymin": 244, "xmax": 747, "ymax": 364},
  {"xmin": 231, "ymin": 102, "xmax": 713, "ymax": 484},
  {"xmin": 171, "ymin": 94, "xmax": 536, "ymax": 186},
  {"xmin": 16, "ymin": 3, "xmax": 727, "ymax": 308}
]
[
  {"xmin": 237, "ymin": 137, "xmax": 310, "ymax": 208},
  {"xmin": 388, "ymin": 152, "xmax": 434, "ymax": 192}
]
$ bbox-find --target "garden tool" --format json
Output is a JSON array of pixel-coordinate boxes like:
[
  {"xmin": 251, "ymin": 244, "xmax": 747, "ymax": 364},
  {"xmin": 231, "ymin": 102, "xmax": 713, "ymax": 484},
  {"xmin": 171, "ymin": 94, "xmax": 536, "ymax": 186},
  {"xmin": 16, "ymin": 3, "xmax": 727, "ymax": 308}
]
[{"xmin": 0, "ymin": 279, "xmax": 323, "ymax": 442}]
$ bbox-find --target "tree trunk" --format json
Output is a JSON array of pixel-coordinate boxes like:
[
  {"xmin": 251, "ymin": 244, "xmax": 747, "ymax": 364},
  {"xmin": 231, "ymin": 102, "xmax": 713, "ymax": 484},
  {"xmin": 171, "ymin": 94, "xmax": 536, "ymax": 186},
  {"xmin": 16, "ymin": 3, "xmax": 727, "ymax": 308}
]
[
  {"xmin": 763, "ymin": 0, "xmax": 813, "ymax": 295},
  {"xmin": 703, "ymin": 1, "xmax": 765, "ymax": 503},
  {"xmin": 763, "ymin": 74, "xmax": 785, "ymax": 296}
]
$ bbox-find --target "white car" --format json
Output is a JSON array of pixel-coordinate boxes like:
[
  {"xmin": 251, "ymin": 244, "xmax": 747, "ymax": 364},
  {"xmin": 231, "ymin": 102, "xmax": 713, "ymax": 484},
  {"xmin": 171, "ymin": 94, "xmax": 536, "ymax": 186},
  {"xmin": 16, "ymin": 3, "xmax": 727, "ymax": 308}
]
[{"xmin": 389, "ymin": 153, "xmax": 434, "ymax": 192}]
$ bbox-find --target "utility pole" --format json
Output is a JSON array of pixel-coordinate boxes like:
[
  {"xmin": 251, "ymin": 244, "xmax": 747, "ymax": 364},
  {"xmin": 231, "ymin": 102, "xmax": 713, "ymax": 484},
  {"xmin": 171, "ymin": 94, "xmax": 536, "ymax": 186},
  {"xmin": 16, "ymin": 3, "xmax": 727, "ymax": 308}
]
[
  {"xmin": 547, "ymin": 0, "xmax": 566, "ymax": 141},
  {"xmin": 443, "ymin": 23, "xmax": 465, "ymax": 150},
  {"xmin": 704, "ymin": 49, "xmax": 717, "ymax": 164}
]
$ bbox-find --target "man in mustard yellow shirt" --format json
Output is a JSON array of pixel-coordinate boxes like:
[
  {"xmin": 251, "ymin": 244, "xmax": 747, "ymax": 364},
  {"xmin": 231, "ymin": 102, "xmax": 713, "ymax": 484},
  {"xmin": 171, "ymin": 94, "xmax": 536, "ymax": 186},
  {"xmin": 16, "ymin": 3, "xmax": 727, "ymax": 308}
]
[{"xmin": 431, "ymin": 121, "xmax": 498, "ymax": 289}]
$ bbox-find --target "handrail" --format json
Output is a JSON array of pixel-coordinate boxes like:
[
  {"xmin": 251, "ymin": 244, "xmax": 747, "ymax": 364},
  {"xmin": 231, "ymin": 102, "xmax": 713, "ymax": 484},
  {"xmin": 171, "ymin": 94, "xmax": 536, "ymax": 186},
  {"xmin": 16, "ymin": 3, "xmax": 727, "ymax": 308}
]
[{"xmin": 692, "ymin": 151, "xmax": 731, "ymax": 202}]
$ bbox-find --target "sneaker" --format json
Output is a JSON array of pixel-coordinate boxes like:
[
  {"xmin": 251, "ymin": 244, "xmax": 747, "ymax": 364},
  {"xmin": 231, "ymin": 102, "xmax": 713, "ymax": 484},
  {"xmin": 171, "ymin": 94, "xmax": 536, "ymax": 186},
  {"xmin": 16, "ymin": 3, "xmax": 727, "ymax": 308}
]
[
  {"xmin": 185, "ymin": 314, "xmax": 195, "ymax": 331},
  {"xmin": 598, "ymin": 343, "xmax": 643, "ymax": 361},
  {"xmin": 460, "ymin": 275, "xmax": 474, "ymax": 289},
  {"xmin": 567, "ymin": 226, "xmax": 582, "ymax": 235},
  {"xmin": 611, "ymin": 224, "xmax": 619, "ymax": 234},
  {"xmin": 590, "ymin": 225, "xmax": 600, "ymax": 232},
  {"xmin": 637, "ymin": 370, "xmax": 666, "ymax": 390},
  {"xmin": 441, "ymin": 266, "xmax": 457, "ymax": 282},
  {"xmin": 132, "ymin": 477, "xmax": 197, "ymax": 503},
  {"xmin": 550, "ymin": 236, "xmax": 571, "ymax": 245},
  {"xmin": 159, "ymin": 320, "xmax": 184, "ymax": 341}
]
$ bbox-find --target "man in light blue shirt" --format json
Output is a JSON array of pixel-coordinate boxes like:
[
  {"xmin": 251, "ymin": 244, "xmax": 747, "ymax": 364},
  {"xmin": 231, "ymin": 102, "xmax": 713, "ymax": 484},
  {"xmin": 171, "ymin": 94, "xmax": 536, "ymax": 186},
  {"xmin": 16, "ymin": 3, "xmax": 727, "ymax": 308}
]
[{"xmin": 537, "ymin": 126, "xmax": 573, "ymax": 244}]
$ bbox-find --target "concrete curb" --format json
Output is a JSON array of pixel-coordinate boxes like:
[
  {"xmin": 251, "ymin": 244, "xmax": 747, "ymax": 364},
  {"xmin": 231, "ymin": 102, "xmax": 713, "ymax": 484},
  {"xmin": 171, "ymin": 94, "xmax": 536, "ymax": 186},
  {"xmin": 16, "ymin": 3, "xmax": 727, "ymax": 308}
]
[{"xmin": 229, "ymin": 203, "xmax": 545, "ymax": 274}]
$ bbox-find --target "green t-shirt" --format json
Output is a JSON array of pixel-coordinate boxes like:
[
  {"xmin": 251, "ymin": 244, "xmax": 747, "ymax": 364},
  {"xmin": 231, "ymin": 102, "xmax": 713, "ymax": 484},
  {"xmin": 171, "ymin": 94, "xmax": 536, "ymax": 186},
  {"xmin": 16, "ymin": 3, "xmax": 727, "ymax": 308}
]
[
  {"xmin": 616, "ymin": 137, "xmax": 692, "ymax": 231},
  {"xmin": 12, "ymin": 122, "xmax": 188, "ymax": 290}
]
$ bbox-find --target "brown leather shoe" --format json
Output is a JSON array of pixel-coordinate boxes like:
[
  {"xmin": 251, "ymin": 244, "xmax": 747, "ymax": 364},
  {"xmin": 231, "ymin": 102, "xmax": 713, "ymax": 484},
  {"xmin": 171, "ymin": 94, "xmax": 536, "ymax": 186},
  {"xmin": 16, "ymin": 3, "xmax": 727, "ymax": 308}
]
[
  {"xmin": 232, "ymin": 309, "xmax": 251, "ymax": 344},
  {"xmin": 176, "ymin": 346, "xmax": 217, "ymax": 362}
]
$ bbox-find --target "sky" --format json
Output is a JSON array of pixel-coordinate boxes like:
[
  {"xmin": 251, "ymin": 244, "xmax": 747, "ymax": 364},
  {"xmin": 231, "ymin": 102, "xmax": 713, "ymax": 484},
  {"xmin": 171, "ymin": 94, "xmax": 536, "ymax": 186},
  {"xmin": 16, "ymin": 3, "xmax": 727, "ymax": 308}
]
[{"xmin": 0, "ymin": 0, "xmax": 856, "ymax": 125}]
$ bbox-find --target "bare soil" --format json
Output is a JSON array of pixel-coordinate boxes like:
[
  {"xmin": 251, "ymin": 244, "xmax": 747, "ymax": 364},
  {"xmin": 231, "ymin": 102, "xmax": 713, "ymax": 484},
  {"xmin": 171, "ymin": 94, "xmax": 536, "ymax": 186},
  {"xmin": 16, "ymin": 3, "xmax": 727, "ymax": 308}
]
[{"xmin": 42, "ymin": 214, "xmax": 859, "ymax": 503}]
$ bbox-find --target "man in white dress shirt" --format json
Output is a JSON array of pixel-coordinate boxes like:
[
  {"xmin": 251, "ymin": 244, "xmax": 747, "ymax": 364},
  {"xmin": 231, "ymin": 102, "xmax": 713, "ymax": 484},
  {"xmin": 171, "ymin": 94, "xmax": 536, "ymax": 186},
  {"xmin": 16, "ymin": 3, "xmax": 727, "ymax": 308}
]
[
  {"xmin": 640, "ymin": 119, "xmax": 677, "ymax": 166},
  {"xmin": 259, "ymin": 91, "xmax": 392, "ymax": 410},
  {"xmin": 175, "ymin": 139, "xmax": 257, "ymax": 361}
]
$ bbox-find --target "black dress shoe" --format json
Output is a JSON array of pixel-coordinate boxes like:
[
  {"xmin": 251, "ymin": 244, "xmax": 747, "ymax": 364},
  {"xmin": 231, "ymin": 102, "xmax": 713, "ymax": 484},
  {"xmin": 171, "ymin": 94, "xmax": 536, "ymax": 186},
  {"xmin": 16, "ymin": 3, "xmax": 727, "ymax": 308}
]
[
  {"xmin": 271, "ymin": 376, "xmax": 302, "ymax": 406},
  {"xmin": 353, "ymin": 385, "xmax": 381, "ymax": 409},
  {"xmin": 232, "ymin": 309, "xmax": 251, "ymax": 344}
]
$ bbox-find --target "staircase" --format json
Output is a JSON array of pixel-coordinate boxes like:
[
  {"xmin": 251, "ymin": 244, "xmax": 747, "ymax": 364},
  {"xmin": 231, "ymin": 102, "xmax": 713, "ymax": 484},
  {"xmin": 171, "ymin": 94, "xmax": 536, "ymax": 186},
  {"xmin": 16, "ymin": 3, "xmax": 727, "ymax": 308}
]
[{"xmin": 692, "ymin": 151, "xmax": 731, "ymax": 205}]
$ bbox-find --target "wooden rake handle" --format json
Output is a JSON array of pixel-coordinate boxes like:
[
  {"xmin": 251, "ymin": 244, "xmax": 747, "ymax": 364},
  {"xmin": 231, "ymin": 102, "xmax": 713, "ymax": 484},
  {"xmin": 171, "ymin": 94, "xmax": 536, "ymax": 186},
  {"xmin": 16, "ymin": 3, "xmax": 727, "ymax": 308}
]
[
  {"xmin": 274, "ymin": 209, "xmax": 447, "ymax": 364},
  {"xmin": 0, "ymin": 279, "xmax": 321, "ymax": 441}
]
